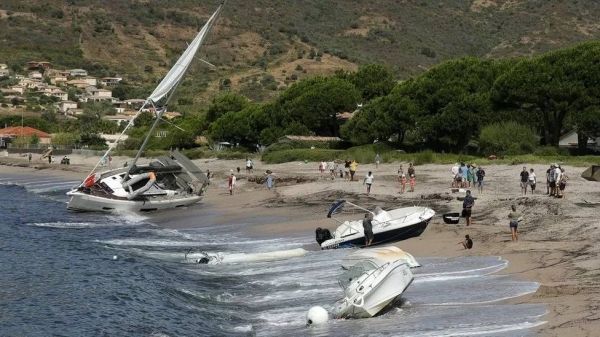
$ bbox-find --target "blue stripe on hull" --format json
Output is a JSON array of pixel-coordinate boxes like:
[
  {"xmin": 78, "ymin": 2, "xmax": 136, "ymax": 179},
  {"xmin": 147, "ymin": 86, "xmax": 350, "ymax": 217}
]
[{"xmin": 322, "ymin": 220, "xmax": 431, "ymax": 250}]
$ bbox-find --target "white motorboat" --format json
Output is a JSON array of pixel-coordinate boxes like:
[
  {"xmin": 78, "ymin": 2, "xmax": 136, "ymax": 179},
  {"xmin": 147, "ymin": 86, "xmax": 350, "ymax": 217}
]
[
  {"xmin": 331, "ymin": 259, "xmax": 413, "ymax": 319},
  {"xmin": 66, "ymin": 3, "xmax": 225, "ymax": 213},
  {"xmin": 315, "ymin": 200, "xmax": 435, "ymax": 250},
  {"xmin": 185, "ymin": 248, "xmax": 307, "ymax": 265},
  {"xmin": 341, "ymin": 246, "xmax": 420, "ymax": 270}
]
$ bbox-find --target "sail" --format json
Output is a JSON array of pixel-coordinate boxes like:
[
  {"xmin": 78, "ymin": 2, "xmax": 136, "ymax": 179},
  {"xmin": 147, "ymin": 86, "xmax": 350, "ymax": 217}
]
[{"xmin": 148, "ymin": 4, "xmax": 223, "ymax": 104}]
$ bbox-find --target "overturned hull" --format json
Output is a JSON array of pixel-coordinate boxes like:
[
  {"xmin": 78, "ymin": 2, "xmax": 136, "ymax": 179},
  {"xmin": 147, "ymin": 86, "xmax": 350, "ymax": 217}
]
[
  {"xmin": 582, "ymin": 165, "xmax": 600, "ymax": 181},
  {"xmin": 188, "ymin": 248, "xmax": 307, "ymax": 265},
  {"xmin": 341, "ymin": 246, "xmax": 420, "ymax": 270}
]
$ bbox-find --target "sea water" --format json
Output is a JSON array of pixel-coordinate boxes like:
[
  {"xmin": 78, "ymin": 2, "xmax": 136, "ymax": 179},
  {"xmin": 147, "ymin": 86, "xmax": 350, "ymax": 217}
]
[{"xmin": 0, "ymin": 174, "xmax": 546, "ymax": 336}]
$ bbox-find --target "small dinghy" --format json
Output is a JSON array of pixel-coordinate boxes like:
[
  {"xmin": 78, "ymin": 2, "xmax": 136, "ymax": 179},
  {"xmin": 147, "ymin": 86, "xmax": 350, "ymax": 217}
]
[
  {"xmin": 341, "ymin": 246, "xmax": 420, "ymax": 270},
  {"xmin": 442, "ymin": 212, "xmax": 461, "ymax": 224}
]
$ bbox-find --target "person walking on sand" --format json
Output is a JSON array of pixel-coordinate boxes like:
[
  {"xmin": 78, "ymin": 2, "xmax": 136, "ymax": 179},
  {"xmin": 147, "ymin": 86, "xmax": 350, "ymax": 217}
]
[
  {"xmin": 228, "ymin": 172, "xmax": 236, "ymax": 195},
  {"xmin": 459, "ymin": 234, "xmax": 473, "ymax": 250},
  {"xmin": 520, "ymin": 166, "xmax": 529, "ymax": 195},
  {"xmin": 319, "ymin": 161, "xmax": 326, "ymax": 178},
  {"xmin": 476, "ymin": 166, "xmax": 485, "ymax": 193},
  {"xmin": 245, "ymin": 158, "xmax": 253, "ymax": 175},
  {"xmin": 399, "ymin": 171, "xmax": 407, "ymax": 194},
  {"xmin": 467, "ymin": 164, "xmax": 474, "ymax": 188},
  {"xmin": 344, "ymin": 158, "xmax": 351, "ymax": 181},
  {"xmin": 407, "ymin": 163, "xmax": 415, "ymax": 179},
  {"xmin": 508, "ymin": 205, "xmax": 523, "ymax": 242},
  {"xmin": 547, "ymin": 164, "xmax": 555, "ymax": 196},
  {"xmin": 451, "ymin": 163, "xmax": 459, "ymax": 188},
  {"xmin": 529, "ymin": 168, "xmax": 537, "ymax": 195},
  {"xmin": 375, "ymin": 154, "xmax": 381, "ymax": 169},
  {"xmin": 349, "ymin": 160, "xmax": 358, "ymax": 181},
  {"xmin": 362, "ymin": 213, "xmax": 374, "ymax": 247},
  {"xmin": 327, "ymin": 160, "xmax": 335, "ymax": 180},
  {"xmin": 364, "ymin": 171, "xmax": 374, "ymax": 196},
  {"xmin": 409, "ymin": 174, "xmax": 416, "ymax": 192},
  {"xmin": 266, "ymin": 170, "xmax": 274, "ymax": 190},
  {"xmin": 463, "ymin": 190, "xmax": 474, "ymax": 226}
]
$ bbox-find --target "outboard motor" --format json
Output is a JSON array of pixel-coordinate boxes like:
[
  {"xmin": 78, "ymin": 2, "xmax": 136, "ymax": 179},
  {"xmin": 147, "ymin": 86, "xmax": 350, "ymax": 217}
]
[{"xmin": 315, "ymin": 227, "xmax": 332, "ymax": 245}]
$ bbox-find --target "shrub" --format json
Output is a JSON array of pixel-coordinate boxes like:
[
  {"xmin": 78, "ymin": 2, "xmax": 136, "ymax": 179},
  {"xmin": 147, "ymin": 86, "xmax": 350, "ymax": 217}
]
[
  {"xmin": 479, "ymin": 122, "xmax": 538, "ymax": 156},
  {"xmin": 534, "ymin": 146, "xmax": 560, "ymax": 156}
]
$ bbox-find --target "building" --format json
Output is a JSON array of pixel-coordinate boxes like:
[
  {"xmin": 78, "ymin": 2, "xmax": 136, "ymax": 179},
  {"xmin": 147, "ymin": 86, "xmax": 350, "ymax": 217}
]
[
  {"xmin": 55, "ymin": 100, "xmax": 78, "ymax": 113},
  {"xmin": 0, "ymin": 69, "xmax": 9, "ymax": 77},
  {"xmin": 102, "ymin": 114, "xmax": 135, "ymax": 125},
  {"xmin": 19, "ymin": 78, "xmax": 42, "ymax": 89},
  {"xmin": 163, "ymin": 112, "xmax": 181, "ymax": 120},
  {"xmin": 66, "ymin": 79, "xmax": 90, "ymax": 88},
  {"xmin": 99, "ymin": 133, "xmax": 129, "ymax": 147},
  {"xmin": 28, "ymin": 71, "xmax": 43, "ymax": 80},
  {"xmin": 100, "ymin": 77, "xmax": 122, "ymax": 86},
  {"xmin": 80, "ymin": 77, "xmax": 97, "ymax": 86},
  {"xmin": 0, "ymin": 126, "xmax": 52, "ymax": 144},
  {"xmin": 278, "ymin": 135, "xmax": 342, "ymax": 143},
  {"xmin": 84, "ymin": 86, "xmax": 113, "ymax": 102},
  {"xmin": 124, "ymin": 98, "xmax": 146, "ymax": 110},
  {"xmin": 0, "ymin": 63, "xmax": 7, "ymax": 69},
  {"xmin": 559, "ymin": 130, "xmax": 600, "ymax": 150},
  {"xmin": 25, "ymin": 61, "xmax": 52, "ymax": 71},
  {"xmin": 49, "ymin": 74, "xmax": 68, "ymax": 86},
  {"xmin": 69, "ymin": 69, "xmax": 88, "ymax": 77}
]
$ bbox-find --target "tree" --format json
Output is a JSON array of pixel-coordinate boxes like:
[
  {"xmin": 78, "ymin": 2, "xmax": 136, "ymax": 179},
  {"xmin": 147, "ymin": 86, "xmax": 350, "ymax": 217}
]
[
  {"xmin": 30, "ymin": 134, "xmax": 40, "ymax": 145},
  {"xmin": 479, "ymin": 122, "xmax": 538, "ymax": 155},
  {"xmin": 206, "ymin": 92, "xmax": 248, "ymax": 123},
  {"xmin": 79, "ymin": 133, "xmax": 107, "ymax": 148},
  {"xmin": 492, "ymin": 42, "xmax": 600, "ymax": 147},
  {"xmin": 52, "ymin": 133, "xmax": 79, "ymax": 147},
  {"xmin": 347, "ymin": 64, "xmax": 395, "ymax": 102},
  {"xmin": 574, "ymin": 106, "xmax": 600, "ymax": 153}
]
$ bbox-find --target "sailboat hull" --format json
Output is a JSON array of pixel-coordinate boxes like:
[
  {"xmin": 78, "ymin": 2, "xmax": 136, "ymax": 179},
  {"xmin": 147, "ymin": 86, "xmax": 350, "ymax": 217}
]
[{"xmin": 67, "ymin": 191, "xmax": 202, "ymax": 213}]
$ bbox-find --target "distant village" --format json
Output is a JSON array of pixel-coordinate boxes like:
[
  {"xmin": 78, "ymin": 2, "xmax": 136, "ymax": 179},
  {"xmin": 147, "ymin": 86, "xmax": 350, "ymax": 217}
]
[{"xmin": 0, "ymin": 61, "xmax": 181, "ymax": 149}]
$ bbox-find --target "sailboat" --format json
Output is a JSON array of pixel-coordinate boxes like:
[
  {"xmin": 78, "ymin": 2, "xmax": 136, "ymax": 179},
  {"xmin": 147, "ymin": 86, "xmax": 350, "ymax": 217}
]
[{"xmin": 66, "ymin": 3, "xmax": 224, "ymax": 213}]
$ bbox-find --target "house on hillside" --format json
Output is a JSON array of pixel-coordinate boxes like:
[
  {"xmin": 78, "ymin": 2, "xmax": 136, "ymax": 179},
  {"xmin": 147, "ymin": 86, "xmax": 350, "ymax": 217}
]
[
  {"xmin": 0, "ymin": 63, "xmax": 7, "ymax": 69},
  {"xmin": 0, "ymin": 69, "xmax": 10, "ymax": 77},
  {"xmin": 28, "ymin": 71, "xmax": 43, "ymax": 80},
  {"xmin": 163, "ymin": 112, "xmax": 181, "ymax": 120},
  {"xmin": 80, "ymin": 77, "xmax": 97, "ymax": 86},
  {"xmin": 84, "ymin": 86, "xmax": 113, "ymax": 102},
  {"xmin": 69, "ymin": 69, "xmax": 88, "ymax": 77},
  {"xmin": 124, "ymin": 98, "xmax": 146, "ymax": 110},
  {"xmin": 559, "ymin": 130, "xmax": 600, "ymax": 150},
  {"xmin": 55, "ymin": 100, "xmax": 78, "ymax": 113},
  {"xmin": 102, "ymin": 114, "xmax": 134, "ymax": 125},
  {"xmin": 100, "ymin": 77, "xmax": 122, "ymax": 86},
  {"xmin": 19, "ymin": 78, "xmax": 42, "ymax": 89},
  {"xmin": 49, "ymin": 74, "xmax": 68, "ymax": 86},
  {"xmin": 25, "ymin": 61, "xmax": 52, "ymax": 71},
  {"xmin": 0, "ymin": 126, "xmax": 52, "ymax": 145},
  {"xmin": 66, "ymin": 79, "xmax": 90, "ymax": 88},
  {"xmin": 278, "ymin": 135, "xmax": 342, "ymax": 143},
  {"xmin": 99, "ymin": 133, "xmax": 129, "ymax": 147}
]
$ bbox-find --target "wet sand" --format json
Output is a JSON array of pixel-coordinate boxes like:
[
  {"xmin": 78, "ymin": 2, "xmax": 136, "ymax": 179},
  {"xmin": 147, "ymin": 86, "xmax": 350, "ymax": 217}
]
[{"xmin": 2, "ymin": 153, "xmax": 600, "ymax": 336}]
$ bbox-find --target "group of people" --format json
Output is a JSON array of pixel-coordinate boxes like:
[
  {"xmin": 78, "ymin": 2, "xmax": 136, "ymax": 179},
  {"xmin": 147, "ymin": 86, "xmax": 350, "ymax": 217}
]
[
  {"xmin": 397, "ymin": 163, "xmax": 416, "ymax": 193},
  {"xmin": 451, "ymin": 163, "xmax": 485, "ymax": 192},
  {"xmin": 546, "ymin": 163, "xmax": 568, "ymax": 198}
]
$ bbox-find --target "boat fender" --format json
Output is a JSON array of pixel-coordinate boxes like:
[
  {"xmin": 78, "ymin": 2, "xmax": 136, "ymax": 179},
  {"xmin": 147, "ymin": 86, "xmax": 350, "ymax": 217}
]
[{"xmin": 306, "ymin": 306, "xmax": 329, "ymax": 325}]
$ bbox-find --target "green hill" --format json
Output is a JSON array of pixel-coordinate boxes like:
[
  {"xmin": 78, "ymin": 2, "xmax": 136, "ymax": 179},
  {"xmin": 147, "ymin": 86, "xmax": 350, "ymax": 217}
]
[{"xmin": 1, "ymin": 0, "xmax": 599, "ymax": 104}]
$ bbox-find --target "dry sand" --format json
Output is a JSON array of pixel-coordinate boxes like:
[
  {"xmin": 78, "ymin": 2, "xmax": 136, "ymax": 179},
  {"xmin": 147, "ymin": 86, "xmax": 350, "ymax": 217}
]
[{"xmin": 2, "ymin": 152, "xmax": 600, "ymax": 336}]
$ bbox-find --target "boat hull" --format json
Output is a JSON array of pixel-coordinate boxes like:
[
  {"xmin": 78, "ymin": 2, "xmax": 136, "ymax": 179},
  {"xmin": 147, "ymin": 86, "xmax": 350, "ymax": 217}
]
[
  {"xmin": 66, "ymin": 191, "xmax": 202, "ymax": 213},
  {"xmin": 321, "ymin": 219, "xmax": 430, "ymax": 250},
  {"xmin": 332, "ymin": 262, "xmax": 413, "ymax": 319},
  {"xmin": 341, "ymin": 246, "xmax": 420, "ymax": 270}
]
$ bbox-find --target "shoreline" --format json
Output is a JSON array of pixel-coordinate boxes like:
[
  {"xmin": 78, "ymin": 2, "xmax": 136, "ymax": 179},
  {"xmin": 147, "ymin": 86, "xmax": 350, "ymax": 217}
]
[{"xmin": 3, "ymin": 154, "xmax": 600, "ymax": 335}]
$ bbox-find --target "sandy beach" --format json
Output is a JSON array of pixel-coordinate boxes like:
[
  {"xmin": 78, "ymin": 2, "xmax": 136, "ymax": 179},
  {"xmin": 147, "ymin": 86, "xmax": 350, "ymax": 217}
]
[{"xmin": 2, "ymin": 152, "xmax": 600, "ymax": 336}]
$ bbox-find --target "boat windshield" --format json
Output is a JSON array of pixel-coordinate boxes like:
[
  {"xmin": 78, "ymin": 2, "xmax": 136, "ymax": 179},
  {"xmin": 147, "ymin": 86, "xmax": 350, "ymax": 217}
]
[{"xmin": 338, "ymin": 260, "xmax": 378, "ymax": 291}]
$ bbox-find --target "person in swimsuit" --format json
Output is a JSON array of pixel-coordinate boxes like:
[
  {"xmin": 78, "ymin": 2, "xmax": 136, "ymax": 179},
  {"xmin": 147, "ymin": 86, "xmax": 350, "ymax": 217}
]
[
  {"xmin": 460, "ymin": 235, "xmax": 473, "ymax": 249},
  {"xmin": 508, "ymin": 205, "xmax": 523, "ymax": 242}
]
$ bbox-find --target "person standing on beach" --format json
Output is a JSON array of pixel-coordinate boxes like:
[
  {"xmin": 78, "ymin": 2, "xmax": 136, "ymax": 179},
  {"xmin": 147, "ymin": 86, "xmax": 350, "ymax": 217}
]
[
  {"xmin": 375, "ymin": 154, "xmax": 381, "ymax": 169},
  {"xmin": 266, "ymin": 170, "xmax": 274, "ymax": 190},
  {"xmin": 362, "ymin": 213, "xmax": 374, "ymax": 247},
  {"xmin": 409, "ymin": 174, "xmax": 416, "ymax": 192},
  {"xmin": 476, "ymin": 166, "xmax": 485, "ymax": 193},
  {"xmin": 344, "ymin": 158, "xmax": 351, "ymax": 181},
  {"xmin": 319, "ymin": 161, "xmax": 325, "ymax": 178},
  {"xmin": 529, "ymin": 168, "xmax": 536, "ymax": 194},
  {"xmin": 460, "ymin": 163, "xmax": 468, "ymax": 188},
  {"xmin": 508, "ymin": 205, "xmax": 523, "ymax": 242},
  {"xmin": 520, "ymin": 166, "xmax": 529, "ymax": 195},
  {"xmin": 28, "ymin": 153, "xmax": 32, "ymax": 162},
  {"xmin": 327, "ymin": 160, "xmax": 335, "ymax": 180},
  {"xmin": 48, "ymin": 154, "xmax": 52, "ymax": 164},
  {"xmin": 408, "ymin": 163, "xmax": 415, "ymax": 179},
  {"xmin": 463, "ymin": 190, "xmax": 474, "ymax": 226},
  {"xmin": 399, "ymin": 171, "xmax": 406, "ymax": 194},
  {"xmin": 228, "ymin": 173, "xmax": 236, "ymax": 195},
  {"xmin": 558, "ymin": 168, "xmax": 568, "ymax": 198},
  {"xmin": 349, "ymin": 160, "xmax": 358, "ymax": 181},
  {"xmin": 451, "ymin": 163, "xmax": 459, "ymax": 188},
  {"xmin": 467, "ymin": 164, "xmax": 474, "ymax": 188},
  {"xmin": 547, "ymin": 164, "xmax": 554, "ymax": 196},
  {"xmin": 364, "ymin": 171, "xmax": 374, "ymax": 196},
  {"xmin": 245, "ymin": 158, "xmax": 253, "ymax": 175},
  {"xmin": 553, "ymin": 164, "xmax": 562, "ymax": 197}
]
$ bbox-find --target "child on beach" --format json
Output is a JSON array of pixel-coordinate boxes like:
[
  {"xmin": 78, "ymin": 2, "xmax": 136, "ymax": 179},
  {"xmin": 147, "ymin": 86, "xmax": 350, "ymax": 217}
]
[
  {"xmin": 460, "ymin": 235, "xmax": 473, "ymax": 249},
  {"xmin": 399, "ymin": 172, "xmax": 406, "ymax": 194},
  {"xmin": 266, "ymin": 170, "xmax": 274, "ymax": 190},
  {"xmin": 409, "ymin": 174, "xmax": 415, "ymax": 192},
  {"xmin": 228, "ymin": 172, "xmax": 236, "ymax": 195}
]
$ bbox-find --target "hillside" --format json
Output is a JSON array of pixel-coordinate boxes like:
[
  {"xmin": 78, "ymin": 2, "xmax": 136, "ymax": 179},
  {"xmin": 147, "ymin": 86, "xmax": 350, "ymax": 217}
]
[{"xmin": 1, "ymin": 0, "xmax": 599, "ymax": 105}]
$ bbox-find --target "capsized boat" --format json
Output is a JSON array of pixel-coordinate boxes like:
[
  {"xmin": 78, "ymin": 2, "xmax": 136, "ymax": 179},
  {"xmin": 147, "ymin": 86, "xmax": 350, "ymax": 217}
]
[
  {"xmin": 315, "ymin": 200, "xmax": 435, "ymax": 250},
  {"xmin": 66, "ymin": 3, "xmax": 225, "ymax": 213},
  {"xmin": 341, "ymin": 246, "xmax": 420, "ymax": 270},
  {"xmin": 331, "ymin": 259, "xmax": 413, "ymax": 319},
  {"xmin": 185, "ymin": 248, "xmax": 307, "ymax": 265}
]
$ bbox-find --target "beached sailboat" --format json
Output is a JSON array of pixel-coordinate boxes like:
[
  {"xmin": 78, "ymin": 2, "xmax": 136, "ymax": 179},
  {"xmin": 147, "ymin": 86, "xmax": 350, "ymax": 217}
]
[{"xmin": 66, "ymin": 4, "xmax": 224, "ymax": 213}]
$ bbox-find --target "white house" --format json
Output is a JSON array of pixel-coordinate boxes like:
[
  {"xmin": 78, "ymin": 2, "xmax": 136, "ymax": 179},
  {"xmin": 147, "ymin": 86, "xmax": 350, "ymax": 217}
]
[
  {"xmin": 0, "ymin": 69, "xmax": 9, "ymax": 77},
  {"xmin": 69, "ymin": 69, "xmax": 88, "ymax": 77},
  {"xmin": 100, "ymin": 133, "xmax": 129, "ymax": 147},
  {"xmin": 80, "ymin": 76, "xmax": 97, "ymax": 86},
  {"xmin": 100, "ymin": 77, "xmax": 122, "ymax": 86},
  {"xmin": 84, "ymin": 86, "xmax": 113, "ymax": 102},
  {"xmin": 0, "ymin": 63, "xmax": 7, "ymax": 69},
  {"xmin": 102, "ymin": 114, "xmax": 134, "ymax": 125},
  {"xmin": 55, "ymin": 100, "xmax": 78, "ymax": 113},
  {"xmin": 28, "ymin": 71, "xmax": 43, "ymax": 79},
  {"xmin": 559, "ymin": 130, "xmax": 600, "ymax": 150}
]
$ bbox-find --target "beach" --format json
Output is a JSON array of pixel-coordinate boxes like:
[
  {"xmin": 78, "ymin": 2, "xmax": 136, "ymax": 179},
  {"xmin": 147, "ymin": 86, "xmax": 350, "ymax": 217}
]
[{"xmin": 2, "ymin": 153, "xmax": 599, "ymax": 336}]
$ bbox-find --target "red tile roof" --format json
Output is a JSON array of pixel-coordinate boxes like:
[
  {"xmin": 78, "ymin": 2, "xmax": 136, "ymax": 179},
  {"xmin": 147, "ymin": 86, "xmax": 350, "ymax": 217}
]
[{"xmin": 0, "ymin": 126, "xmax": 51, "ymax": 138}]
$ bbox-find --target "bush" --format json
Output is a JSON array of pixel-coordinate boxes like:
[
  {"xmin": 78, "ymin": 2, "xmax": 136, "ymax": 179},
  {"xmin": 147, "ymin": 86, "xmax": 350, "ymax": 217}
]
[
  {"xmin": 534, "ymin": 146, "xmax": 560, "ymax": 156},
  {"xmin": 479, "ymin": 122, "xmax": 538, "ymax": 156},
  {"xmin": 262, "ymin": 149, "xmax": 344, "ymax": 164}
]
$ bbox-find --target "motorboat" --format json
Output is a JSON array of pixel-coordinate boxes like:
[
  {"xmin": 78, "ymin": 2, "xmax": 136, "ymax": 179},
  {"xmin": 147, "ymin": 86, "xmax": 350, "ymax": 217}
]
[
  {"xmin": 331, "ymin": 259, "xmax": 413, "ymax": 319},
  {"xmin": 315, "ymin": 200, "xmax": 435, "ymax": 250},
  {"xmin": 66, "ymin": 3, "xmax": 225, "ymax": 212},
  {"xmin": 185, "ymin": 248, "xmax": 307, "ymax": 265},
  {"xmin": 341, "ymin": 246, "xmax": 420, "ymax": 270}
]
